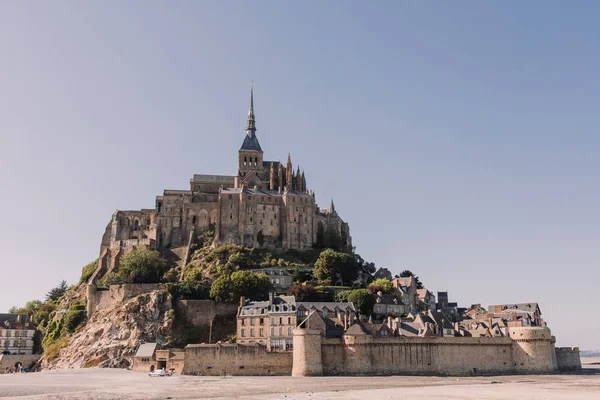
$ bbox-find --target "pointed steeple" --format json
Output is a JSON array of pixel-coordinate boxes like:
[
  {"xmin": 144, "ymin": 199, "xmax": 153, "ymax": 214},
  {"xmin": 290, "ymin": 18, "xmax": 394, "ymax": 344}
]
[
  {"xmin": 330, "ymin": 198, "xmax": 336, "ymax": 214},
  {"xmin": 240, "ymin": 82, "xmax": 262, "ymax": 152},
  {"xmin": 246, "ymin": 81, "xmax": 257, "ymax": 133}
]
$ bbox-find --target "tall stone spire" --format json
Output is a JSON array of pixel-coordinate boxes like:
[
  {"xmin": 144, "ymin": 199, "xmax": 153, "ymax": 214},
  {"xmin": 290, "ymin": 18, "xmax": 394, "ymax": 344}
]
[
  {"xmin": 269, "ymin": 162, "xmax": 275, "ymax": 190},
  {"xmin": 286, "ymin": 153, "xmax": 293, "ymax": 188},
  {"xmin": 246, "ymin": 82, "xmax": 256, "ymax": 133},
  {"xmin": 330, "ymin": 198, "xmax": 336, "ymax": 214}
]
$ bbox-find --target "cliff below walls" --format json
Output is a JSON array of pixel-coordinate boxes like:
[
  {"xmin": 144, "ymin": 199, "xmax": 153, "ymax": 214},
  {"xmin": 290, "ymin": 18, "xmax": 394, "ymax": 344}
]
[{"xmin": 43, "ymin": 290, "xmax": 173, "ymax": 370}]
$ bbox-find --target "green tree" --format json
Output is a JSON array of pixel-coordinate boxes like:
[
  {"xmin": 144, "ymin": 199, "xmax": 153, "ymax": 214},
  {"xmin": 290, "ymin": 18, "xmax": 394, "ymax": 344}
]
[
  {"xmin": 368, "ymin": 278, "xmax": 394, "ymax": 294},
  {"xmin": 288, "ymin": 285, "xmax": 321, "ymax": 301},
  {"xmin": 314, "ymin": 249, "xmax": 358, "ymax": 286},
  {"xmin": 399, "ymin": 270, "xmax": 424, "ymax": 289},
  {"xmin": 119, "ymin": 247, "xmax": 169, "ymax": 283},
  {"xmin": 347, "ymin": 288, "xmax": 375, "ymax": 316},
  {"xmin": 46, "ymin": 280, "xmax": 68, "ymax": 302},
  {"xmin": 334, "ymin": 290, "xmax": 352, "ymax": 302},
  {"xmin": 209, "ymin": 271, "xmax": 272, "ymax": 302}
]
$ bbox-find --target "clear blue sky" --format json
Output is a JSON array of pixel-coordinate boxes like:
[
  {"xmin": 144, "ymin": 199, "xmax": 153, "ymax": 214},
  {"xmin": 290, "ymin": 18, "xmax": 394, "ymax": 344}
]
[{"xmin": 1, "ymin": 2, "xmax": 598, "ymax": 350}]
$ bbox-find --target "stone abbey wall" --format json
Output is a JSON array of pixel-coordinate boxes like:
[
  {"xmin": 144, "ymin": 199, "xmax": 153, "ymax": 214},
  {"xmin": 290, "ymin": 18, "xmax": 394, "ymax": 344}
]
[{"xmin": 182, "ymin": 343, "xmax": 292, "ymax": 376}]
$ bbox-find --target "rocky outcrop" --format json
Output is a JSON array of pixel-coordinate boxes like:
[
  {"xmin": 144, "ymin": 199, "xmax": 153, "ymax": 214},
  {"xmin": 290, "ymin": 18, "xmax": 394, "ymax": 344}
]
[{"xmin": 44, "ymin": 289, "xmax": 173, "ymax": 370}]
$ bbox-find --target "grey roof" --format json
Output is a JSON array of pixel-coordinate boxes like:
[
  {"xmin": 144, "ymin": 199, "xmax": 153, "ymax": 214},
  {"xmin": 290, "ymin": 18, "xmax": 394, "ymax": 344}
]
[
  {"xmin": 488, "ymin": 303, "xmax": 540, "ymax": 314},
  {"xmin": 429, "ymin": 311, "xmax": 454, "ymax": 330},
  {"xmin": 297, "ymin": 302, "xmax": 356, "ymax": 313},
  {"xmin": 375, "ymin": 294, "xmax": 403, "ymax": 305},
  {"xmin": 0, "ymin": 313, "xmax": 31, "ymax": 329},
  {"xmin": 240, "ymin": 132, "xmax": 262, "ymax": 152},
  {"xmin": 345, "ymin": 323, "xmax": 370, "ymax": 336},
  {"xmin": 263, "ymin": 160, "xmax": 281, "ymax": 168},
  {"xmin": 192, "ymin": 174, "xmax": 235, "ymax": 183},
  {"xmin": 135, "ymin": 343, "xmax": 157, "ymax": 358},
  {"xmin": 251, "ymin": 268, "xmax": 291, "ymax": 276},
  {"xmin": 399, "ymin": 322, "xmax": 420, "ymax": 337},
  {"xmin": 240, "ymin": 296, "xmax": 296, "ymax": 316}
]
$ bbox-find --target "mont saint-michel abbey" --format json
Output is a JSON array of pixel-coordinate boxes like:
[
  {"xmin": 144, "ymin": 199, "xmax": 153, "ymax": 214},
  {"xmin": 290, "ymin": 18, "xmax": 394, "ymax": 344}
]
[{"xmin": 95, "ymin": 87, "xmax": 351, "ymax": 276}]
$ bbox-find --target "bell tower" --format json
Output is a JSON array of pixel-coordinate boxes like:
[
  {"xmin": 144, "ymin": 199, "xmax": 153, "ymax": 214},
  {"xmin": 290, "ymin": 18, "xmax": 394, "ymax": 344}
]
[{"xmin": 238, "ymin": 83, "xmax": 264, "ymax": 182}]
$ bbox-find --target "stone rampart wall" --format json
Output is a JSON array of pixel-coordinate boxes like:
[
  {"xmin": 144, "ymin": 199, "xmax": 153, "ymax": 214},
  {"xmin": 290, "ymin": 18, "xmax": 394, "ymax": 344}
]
[
  {"xmin": 0, "ymin": 354, "xmax": 40, "ymax": 373},
  {"xmin": 182, "ymin": 343, "xmax": 292, "ymax": 376},
  {"xmin": 555, "ymin": 347, "xmax": 582, "ymax": 371},
  {"xmin": 320, "ymin": 337, "xmax": 515, "ymax": 376}
]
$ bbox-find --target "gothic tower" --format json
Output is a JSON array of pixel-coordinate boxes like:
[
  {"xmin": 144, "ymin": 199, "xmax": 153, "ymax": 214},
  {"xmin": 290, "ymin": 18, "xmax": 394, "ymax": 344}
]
[{"xmin": 238, "ymin": 83, "xmax": 264, "ymax": 186}]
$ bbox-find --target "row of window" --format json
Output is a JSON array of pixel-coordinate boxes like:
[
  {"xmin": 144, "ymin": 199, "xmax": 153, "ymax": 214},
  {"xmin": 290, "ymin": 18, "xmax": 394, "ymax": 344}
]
[
  {"xmin": 240, "ymin": 326, "xmax": 293, "ymax": 338},
  {"xmin": 0, "ymin": 330, "xmax": 30, "ymax": 337},
  {"xmin": 1, "ymin": 339, "xmax": 28, "ymax": 347},
  {"xmin": 241, "ymin": 317, "xmax": 293, "ymax": 326}
]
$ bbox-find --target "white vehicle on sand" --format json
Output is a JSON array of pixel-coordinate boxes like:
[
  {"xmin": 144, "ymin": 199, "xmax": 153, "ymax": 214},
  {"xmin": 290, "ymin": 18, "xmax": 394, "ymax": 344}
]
[{"xmin": 148, "ymin": 368, "xmax": 172, "ymax": 377}]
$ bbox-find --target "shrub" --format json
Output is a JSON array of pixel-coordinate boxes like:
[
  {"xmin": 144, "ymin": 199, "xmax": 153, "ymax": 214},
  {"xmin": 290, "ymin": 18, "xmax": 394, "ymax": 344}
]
[
  {"xmin": 79, "ymin": 260, "xmax": 98, "ymax": 284},
  {"xmin": 97, "ymin": 273, "xmax": 125, "ymax": 288},
  {"xmin": 334, "ymin": 290, "xmax": 352, "ymax": 302},
  {"xmin": 210, "ymin": 271, "xmax": 272, "ymax": 302},
  {"xmin": 44, "ymin": 336, "xmax": 69, "ymax": 361},
  {"xmin": 119, "ymin": 247, "xmax": 169, "ymax": 283},
  {"xmin": 63, "ymin": 308, "xmax": 86, "ymax": 334},
  {"xmin": 368, "ymin": 278, "xmax": 394, "ymax": 294}
]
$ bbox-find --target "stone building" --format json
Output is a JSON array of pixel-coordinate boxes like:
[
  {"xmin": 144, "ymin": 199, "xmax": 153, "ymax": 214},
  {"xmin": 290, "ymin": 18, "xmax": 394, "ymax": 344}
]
[
  {"xmin": 250, "ymin": 268, "xmax": 293, "ymax": 293},
  {"xmin": 0, "ymin": 314, "xmax": 35, "ymax": 355},
  {"xmin": 237, "ymin": 294, "xmax": 356, "ymax": 351},
  {"xmin": 91, "ymin": 86, "xmax": 351, "ymax": 282}
]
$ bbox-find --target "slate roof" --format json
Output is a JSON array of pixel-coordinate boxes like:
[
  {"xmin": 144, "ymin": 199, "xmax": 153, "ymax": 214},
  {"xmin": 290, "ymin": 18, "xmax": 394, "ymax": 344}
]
[
  {"xmin": 135, "ymin": 343, "xmax": 157, "ymax": 358},
  {"xmin": 240, "ymin": 132, "xmax": 263, "ymax": 152},
  {"xmin": 488, "ymin": 303, "xmax": 540, "ymax": 314},
  {"xmin": 399, "ymin": 322, "xmax": 420, "ymax": 337},
  {"xmin": 297, "ymin": 302, "xmax": 356, "ymax": 313},
  {"xmin": 345, "ymin": 323, "xmax": 370, "ymax": 335},
  {"xmin": 0, "ymin": 313, "xmax": 31, "ymax": 329}
]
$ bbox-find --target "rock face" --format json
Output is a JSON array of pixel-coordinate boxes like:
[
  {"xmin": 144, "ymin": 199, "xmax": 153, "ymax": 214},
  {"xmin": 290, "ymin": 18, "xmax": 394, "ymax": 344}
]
[{"xmin": 44, "ymin": 290, "xmax": 173, "ymax": 370}]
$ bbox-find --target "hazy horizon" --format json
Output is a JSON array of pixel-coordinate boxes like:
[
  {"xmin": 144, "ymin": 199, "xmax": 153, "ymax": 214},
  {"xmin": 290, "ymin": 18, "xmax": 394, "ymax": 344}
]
[{"xmin": 1, "ymin": 2, "xmax": 598, "ymax": 350}]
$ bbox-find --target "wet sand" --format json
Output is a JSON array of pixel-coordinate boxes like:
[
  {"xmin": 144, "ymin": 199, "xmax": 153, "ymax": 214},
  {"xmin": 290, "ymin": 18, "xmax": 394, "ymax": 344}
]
[{"xmin": 0, "ymin": 365, "xmax": 598, "ymax": 399}]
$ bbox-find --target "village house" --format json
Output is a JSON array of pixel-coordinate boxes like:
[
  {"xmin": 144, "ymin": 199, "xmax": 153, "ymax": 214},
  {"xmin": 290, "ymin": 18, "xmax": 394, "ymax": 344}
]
[
  {"xmin": 0, "ymin": 314, "xmax": 35, "ymax": 355},
  {"xmin": 487, "ymin": 303, "xmax": 543, "ymax": 326},
  {"xmin": 237, "ymin": 294, "xmax": 356, "ymax": 350},
  {"xmin": 373, "ymin": 292, "xmax": 405, "ymax": 317},
  {"xmin": 391, "ymin": 276, "xmax": 419, "ymax": 313},
  {"xmin": 250, "ymin": 268, "xmax": 293, "ymax": 293}
]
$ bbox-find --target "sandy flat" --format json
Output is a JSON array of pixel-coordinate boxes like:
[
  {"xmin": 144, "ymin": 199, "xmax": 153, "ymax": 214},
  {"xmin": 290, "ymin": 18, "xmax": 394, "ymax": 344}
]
[{"xmin": 0, "ymin": 367, "xmax": 598, "ymax": 400}]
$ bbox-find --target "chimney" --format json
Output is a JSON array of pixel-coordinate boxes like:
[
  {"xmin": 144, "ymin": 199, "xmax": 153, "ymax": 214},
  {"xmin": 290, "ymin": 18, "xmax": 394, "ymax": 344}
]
[
  {"xmin": 240, "ymin": 296, "xmax": 245, "ymax": 307},
  {"xmin": 269, "ymin": 291, "xmax": 274, "ymax": 304},
  {"xmin": 387, "ymin": 316, "xmax": 392, "ymax": 330}
]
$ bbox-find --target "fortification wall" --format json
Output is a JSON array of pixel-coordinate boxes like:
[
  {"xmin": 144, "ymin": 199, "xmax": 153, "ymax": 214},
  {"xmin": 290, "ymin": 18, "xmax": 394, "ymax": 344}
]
[
  {"xmin": 182, "ymin": 343, "xmax": 292, "ymax": 376},
  {"xmin": 0, "ymin": 354, "xmax": 40, "ymax": 373},
  {"xmin": 555, "ymin": 347, "xmax": 582, "ymax": 371},
  {"xmin": 175, "ymin": 300, "xmax": 238, "ymax": 327},
  {"xmin": 319, "ymin": 336, "xmax": 514, "ymax": 376}
]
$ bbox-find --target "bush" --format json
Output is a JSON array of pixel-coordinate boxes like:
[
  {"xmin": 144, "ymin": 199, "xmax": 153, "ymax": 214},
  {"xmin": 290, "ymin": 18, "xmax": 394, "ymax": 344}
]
[
  {"xmin": 79, "ymin": 260, "xmax": 98, "ymax": 284},
  {"xmin": 166, "ymin": 281, "xmax": 211, "ymax": 300},
  {"xmin": 210, "ymin": 271, "xmax": 272, "ymax": 302},
  {"xmin": 97, "ymin": 272, "xmax": 125, "ymax": 288},
  {"xmin": 334, "ymin": 290, "xmax": 352, "ymax": 302},
  {"xmin": 63, "ymin": 308, "xmax": 86, "ymax": 334},
  {"xmin": 163, "ymin": 268, "xmax": 180, "ymax": 283},
  {"xmin": 42, "ymin": 318, "xmax": 64, "ymax": 348},
  {"xmin": 44, "ymin": 336, "xmax": 69, "ymax": 361},
  {"xmin": 368, "ymin": 278, "xmax": 394, "ymax": 294},
  {"xmin": 118, "ymin": 247, "xmax": 169, "ymax": 283}
]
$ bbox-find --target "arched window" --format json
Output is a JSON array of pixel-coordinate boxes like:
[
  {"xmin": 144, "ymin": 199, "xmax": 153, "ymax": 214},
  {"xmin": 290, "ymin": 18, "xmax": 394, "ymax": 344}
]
[
  {"xmin": 244, "ymin": 157, "xmax": 247, "ymax": 166},
  {"xmin": 192, "ymin": 215, "xmax": 197, "ymax": 225}
]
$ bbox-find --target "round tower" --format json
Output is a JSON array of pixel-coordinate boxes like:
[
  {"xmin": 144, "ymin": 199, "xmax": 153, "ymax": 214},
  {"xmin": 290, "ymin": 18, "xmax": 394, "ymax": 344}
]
[
  {"xmin": 292, "ymin": 328, "xmax": 323, "ymax": 376},
  {"xmin": 510, "ymin": 326, "xmax": 556, "ymax": 373}
]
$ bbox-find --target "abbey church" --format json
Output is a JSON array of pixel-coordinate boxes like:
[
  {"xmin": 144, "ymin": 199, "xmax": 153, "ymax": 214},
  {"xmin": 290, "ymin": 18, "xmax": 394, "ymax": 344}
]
[{"xmin": 94, "ymin": 87, "xmax": 351, "ymax": 277}]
